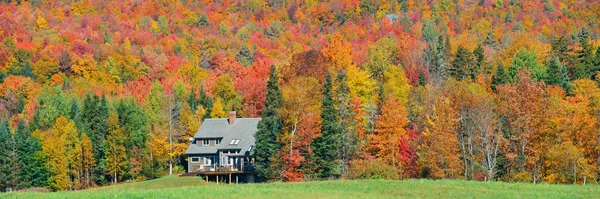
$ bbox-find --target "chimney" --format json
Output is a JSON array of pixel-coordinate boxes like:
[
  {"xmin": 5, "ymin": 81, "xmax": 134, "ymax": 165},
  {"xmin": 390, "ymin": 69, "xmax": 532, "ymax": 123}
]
[{"xmin": 228, "ymin": 111, "xmax": 236, "ymax": 125}]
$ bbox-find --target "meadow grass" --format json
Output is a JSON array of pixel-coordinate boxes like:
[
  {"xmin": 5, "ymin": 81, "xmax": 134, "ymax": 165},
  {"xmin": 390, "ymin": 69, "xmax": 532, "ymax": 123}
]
[{"xmin": 1, "ymin": 175, "xmax": 599, "ymax": 199}]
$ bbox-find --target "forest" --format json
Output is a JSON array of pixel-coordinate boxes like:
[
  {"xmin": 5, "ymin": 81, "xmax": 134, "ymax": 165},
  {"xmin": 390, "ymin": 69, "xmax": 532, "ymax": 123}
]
[{"xmin": 0, "ymin": 0, "xmax": 600, "ymax": 192}]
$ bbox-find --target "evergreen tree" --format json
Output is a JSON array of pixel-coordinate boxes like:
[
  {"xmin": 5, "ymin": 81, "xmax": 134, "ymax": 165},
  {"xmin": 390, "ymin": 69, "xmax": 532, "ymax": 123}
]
[
  {"xmin": 473, "ymin": 44, "xmax": 485, "ymax": 76},
  {"xmin": 450, "ymin": 45, "xmax": 473, "ymax": 80},
  {"xmin": 202, "ymin": 97, "xmax": 213, "ymax": 119},
  {"xmin": 334, "ymin": 70, "xmax": 357, "ymax": 175},
  {"xmin": 575, "ymin": 37, "xmax": 595, "ymax": 79},
  {"xmin": 0, "ymin": 120, "xmax": 15, "ymax": 191},
  {"xmin": 418, "ymin": 72, "xmax": 427, "ymax": 86},
  {"xmin": 14, "ymin": 120, "xmax": 47, "ymax": 189},
  {"xmin": 313, "ymin": 74, "xmax": 341, "ymax": 179},
  {"xmin": 491, "ymin": 63, "xmax": 507, "ymax": 91},
  {"xmin": 235, "ymin": 44, "xmax": 255, "ymax": 67},
  {"xmin": 197, "ymin": 12, "xmax": 210, "ymax": 27},
  {"xmin": 425, "ymin": 35, "xmax": 449, "ymax": 84},
  {"xmin": 82, "ymin": 93, "xmax": 110, "ymax": 185},
  {"xmin": 545, "ymin": 57, "xmax": 572, "ymax": 92},
  {"xmin": 188, "ymin": 88, "xmax": 197, "ymax": 113},
  {"xmin": 253, "ymin": 65, "xmax": 284, "ymax": 181}
]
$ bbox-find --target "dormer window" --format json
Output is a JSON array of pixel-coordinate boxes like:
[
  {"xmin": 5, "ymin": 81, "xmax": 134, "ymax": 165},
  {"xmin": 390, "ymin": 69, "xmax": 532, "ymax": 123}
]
[{"xmin": 202, "ymin": 139, "xmax": 209, "ymax": 146}]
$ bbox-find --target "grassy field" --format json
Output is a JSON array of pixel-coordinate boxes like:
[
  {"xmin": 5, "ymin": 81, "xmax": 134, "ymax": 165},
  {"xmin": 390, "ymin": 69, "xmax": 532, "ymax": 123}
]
[{"xmin": 1, "ymin": 175, "xmax": 599, "ymax": 199}]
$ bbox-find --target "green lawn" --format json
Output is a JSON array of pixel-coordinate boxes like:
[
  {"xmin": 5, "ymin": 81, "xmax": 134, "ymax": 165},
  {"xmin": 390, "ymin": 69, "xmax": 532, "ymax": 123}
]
[{"xmin": 1, "ymin": 175, "xmax": 599, "ymax": 199}]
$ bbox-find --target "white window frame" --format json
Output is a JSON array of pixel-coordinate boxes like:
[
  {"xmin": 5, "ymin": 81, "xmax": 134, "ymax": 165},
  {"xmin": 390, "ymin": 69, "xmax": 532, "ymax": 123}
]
[
  {"xmin": 191, "ymin": 157, "xmax": 200, "ymax": 163},
  {"xmin": 234, "ymin": 139, "xmax": 240, "ymax": 145},
  {"xmin": 202, "ymin": 139, "xmax": 209, "ymax": 146},
  {"xmin": 204, "ymin": 156, "xmax": 212, "ymax": 166},
  {"xmin": 222, "ymin": 156, "xmax": 229, "ymax": 165},
  {"xmin": 216, "ymin": 139, "xmax": 221, "ymax": 144},
  {"xmin": 229, "ymin": 139, "xmax": 236, "ymax": 145}
]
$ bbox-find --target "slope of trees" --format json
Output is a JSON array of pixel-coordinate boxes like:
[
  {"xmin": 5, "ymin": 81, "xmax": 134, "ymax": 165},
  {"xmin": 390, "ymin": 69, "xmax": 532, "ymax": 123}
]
[{"xmin": 1, "ymin": 0, "xmax": 600, "ymax": 191}]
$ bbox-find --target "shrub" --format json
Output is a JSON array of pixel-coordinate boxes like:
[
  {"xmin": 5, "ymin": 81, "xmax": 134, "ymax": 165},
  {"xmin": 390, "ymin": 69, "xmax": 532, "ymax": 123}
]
[{"xmin": 344, "ymin": 159, "xmax": 399, "ymax": 180}]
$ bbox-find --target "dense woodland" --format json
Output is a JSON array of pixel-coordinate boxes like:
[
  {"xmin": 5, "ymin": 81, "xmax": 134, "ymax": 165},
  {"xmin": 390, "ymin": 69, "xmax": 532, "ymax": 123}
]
[{"xmin": 1, "ymin": 0, "xmax": 600, "ymax": 191}]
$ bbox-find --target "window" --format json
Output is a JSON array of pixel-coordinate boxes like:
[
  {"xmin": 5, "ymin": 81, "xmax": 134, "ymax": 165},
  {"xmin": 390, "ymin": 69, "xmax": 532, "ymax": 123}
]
[
  {"xmin": 204, "ymin": 156, "xmax": 212, "ymax": 166},
  {"xmin": 191, "ymin": 157, "xmax": 200, "ymax": 163},
  {"xmin": 222, "ymin": 156, "xmax": 229, "ymax": 165},
  {"xmin": 202, "ymin": 139, "xmax": 209, "ymax": 146},
  {"xmin": 248, "ymin": 146, "xmax": 253, "ymax": 152},
  {"xmin": 229, "ymin": 138, "xmax": 241, "ymax": 145},
  {"xmin": 216, "ymin": 139, "xmax": 221, "ymax": 144}
]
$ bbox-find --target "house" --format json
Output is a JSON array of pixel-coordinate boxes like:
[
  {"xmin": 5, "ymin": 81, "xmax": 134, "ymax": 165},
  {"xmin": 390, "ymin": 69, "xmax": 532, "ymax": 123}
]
[{"xmin": 184, "ymin": 111, "xmax": 260, "ymax": 183}]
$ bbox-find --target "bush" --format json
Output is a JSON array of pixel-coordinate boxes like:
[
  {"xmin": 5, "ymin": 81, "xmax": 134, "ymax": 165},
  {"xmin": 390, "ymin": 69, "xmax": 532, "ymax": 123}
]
[{"xmin": 344, "ymin": 159, "xmax": 399, "ymax": 180}]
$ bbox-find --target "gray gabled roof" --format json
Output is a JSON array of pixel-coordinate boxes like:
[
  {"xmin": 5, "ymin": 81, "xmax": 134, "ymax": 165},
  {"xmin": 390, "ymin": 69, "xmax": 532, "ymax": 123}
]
[{"xmin": 185, "ymin": 118, "xmax": 261, "ymax": 155}]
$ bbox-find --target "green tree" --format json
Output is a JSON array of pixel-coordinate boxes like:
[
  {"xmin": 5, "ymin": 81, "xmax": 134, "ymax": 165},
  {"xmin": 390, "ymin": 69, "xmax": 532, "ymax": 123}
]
[
  {"xmin": 253, "ymin": 66, "xmax": 284, "ymax": 181},
  {"xmin": 491, "ymin": 63, "xmax": 507, "ymax": 91},
  {"xmin": 450, "ymin": 45, "xmax": 473, "ymax": 80},
  {"xmin": 473, "ymin": 44, "xmax": 486, "ymax": 75},
  {"xmin": 81, "ymin": 93, "xmax": 109, "ymax": 185},
  {"xmin": 313, "ymin": 74, "xmax": 342, "ymax": 179},
  {"xmin": 335, "ymin": 70, "xmax": 358, "ymax": 175},
  {"xmin": 508, "ymin": 49, "xmax": 546, "ymax": 82},
  {"xmin": 197, "ymin": 12, "xmax": 210, "ymax": 27},
  {"xmin": 14, "ymin": 120, "xmax": 48, "ymax": 189},
  {"xmin": 0, "ymin": 120, "xmax": 16, "ymax": 191},
  {"xmin": 235, "ymin": 44, "xmax": 255, "ymax": 67},
  {"xmin": 545, "ymin": 57, "xmax": 572, "ymax": 92}
]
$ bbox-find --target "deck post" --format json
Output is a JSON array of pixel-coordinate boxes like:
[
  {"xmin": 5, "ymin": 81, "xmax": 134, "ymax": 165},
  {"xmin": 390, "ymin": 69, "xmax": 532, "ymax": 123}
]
[
  {"xmin": 216, "ymin": 175, "xmax": 219, "ymax": 184},
  {"xmin": 236, "ymin": 175, "xmax": 238, "ymax": 184},
  {"xmin": 205, "ymin": 175, "xmax": 208, "ymax": 183},
  {"xmin": 229, "ymin": 173, "xmax": 231, "ymax": 184}
]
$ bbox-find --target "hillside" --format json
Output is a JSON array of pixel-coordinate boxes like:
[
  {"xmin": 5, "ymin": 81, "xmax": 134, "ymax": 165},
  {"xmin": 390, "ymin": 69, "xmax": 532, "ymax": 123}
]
[
  {"xmin": 3, "ymin": 176, "xmax": 600, "ymax": 199},
  {"xmin": 1, "ymin": 0, "xmax": 600, "ymax": 192}
]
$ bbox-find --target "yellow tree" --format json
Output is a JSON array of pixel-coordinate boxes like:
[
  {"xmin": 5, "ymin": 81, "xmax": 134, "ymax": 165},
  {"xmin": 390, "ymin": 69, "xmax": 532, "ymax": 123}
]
[
  {"xmin": 382, "ymin": 66, "xmax": 411, "ymax": 105},
  {"xmin": 105, "ymin": 113, "xmax": 127, "ymax": 184},
  {"xmin": 370, "ymin": 95, "xmax": 409, "ymax": 174},
  {"xmin": 41, "ymin": 116, "xmax": 78, "ymax": 191},
  {"xmin": 418, "ymin": 96, "xmax": 463, "ymax": 179},
  {"xmin": 210, "ymin": 98, "xmax": 227, "ymax": 118},
  {"xmin": 79, "ymin": 133, "xmax": 95, "ymax": 188}
]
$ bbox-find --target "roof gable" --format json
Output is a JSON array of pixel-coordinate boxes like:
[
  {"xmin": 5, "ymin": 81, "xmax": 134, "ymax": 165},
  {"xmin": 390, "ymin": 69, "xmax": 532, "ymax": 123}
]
[{"xmin": 185, "ymin": 118, "xmax": 261, "ymax": 155}]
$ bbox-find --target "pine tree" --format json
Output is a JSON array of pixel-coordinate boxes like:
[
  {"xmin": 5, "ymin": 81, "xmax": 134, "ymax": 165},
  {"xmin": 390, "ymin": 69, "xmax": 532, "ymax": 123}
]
[
  {"xmin": 188, "ymin": 88, "xmax": 198, "ymax": 113},
  {"xmin": 575, "ymin": 37, "xmax": 595, "ymax": 79},
  {"xmin": 473, "ymin": 44, "xmax": 485, "ymax": 76},
  {"xmin": 546, "ymin": 57, "xmax": 572, "ymax": 92},
  {"xmin": 253, "ymin": 65, "xmax": 284, "ymax": 181},
  {"xmin": 334, "ymin": 70, "xmax": 357, "ymax": 175},
  {"xmin": 450, "ymin": 45, "xmax": 473, "ymax": 80},
  {"xmin": 491, "ymin": 63, "xmax": 507, "ymax": 91},
  {"xmin": 0, "ymin": 120, "xmax": 14, "ymax": 191},
  {"xmin": 313, "ymin": 74, "xmax": 341, "ymax": 179},
  {"xmin": 235, "ymin": 44, "xmax": 255, "ymax": 67},
  {"xmin": 197, "ymin": 12, "xmax": 210, "ymax": 27},
  {"xmin": 81, "ymin": 93, "xmax": 109, "ymax": 185},
  {"xmin": 14, "ymin": 120, "xmax": 47, "ymax": 189}
]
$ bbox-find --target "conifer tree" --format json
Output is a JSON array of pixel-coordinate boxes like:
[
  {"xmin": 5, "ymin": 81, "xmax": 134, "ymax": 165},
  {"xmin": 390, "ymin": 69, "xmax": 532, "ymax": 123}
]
[
  {"xmin": 546, "ymin": 57, "xmax": 572, "ymax": 92},
  {"xmin": 235, "ymin": 44, "xmax": 255, "ymax": 67},
  {"xmin": 253, "ymin": 65, "xmax": 284, "ymax": 181},
  {"xmin": 14, "ymin": 120, "xmax": 47, "ymax": 188},
  {"xmin": 491, "ymin": 63, "xmax": 507, "ymax": 91},
  {"xmin": 450, "ymin": 45, "xmax": 474, "ymax": 80},
  {"xmin": 313, "ymin": 74, "xmax": 341, "ymax": 178},
  {"xmin": 0, "ymin": 120, "xmax": 14, "ymax": 191},
  {"xmin": 334, "ymin": 70, "xmax": 357, "ymax": 175}
]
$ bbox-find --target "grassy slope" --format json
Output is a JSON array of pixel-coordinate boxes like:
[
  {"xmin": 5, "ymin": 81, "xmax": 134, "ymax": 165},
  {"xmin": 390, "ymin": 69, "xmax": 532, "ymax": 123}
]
[{"xmin": 2, "ymin": 176, "xmax": 599, "ymax": 199}]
